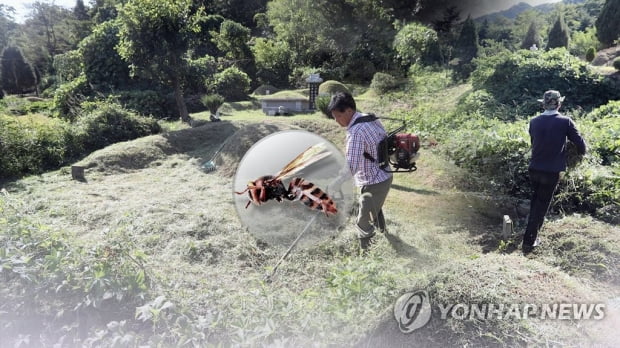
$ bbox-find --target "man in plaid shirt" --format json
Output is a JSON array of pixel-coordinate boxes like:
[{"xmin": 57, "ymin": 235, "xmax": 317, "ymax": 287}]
[{"xmin": 328, "ymin": 92, "xmax": 393, "ymax": 251}]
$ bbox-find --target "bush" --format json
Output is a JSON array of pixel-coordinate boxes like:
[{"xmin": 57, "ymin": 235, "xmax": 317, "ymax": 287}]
[
  {"xmin": 209, "ymin": 66, "xmax": 251, "ymax": 101},
  {"xmin": 370, "ymin": 72, "xmax": 400, "ymax": 94},
  {"xmin": 112, "ymin": 90, "xmax": 175, "ymax": 119},
  {"xmin": 614, "ymin": 57, "xmax": 620, "ymax": 71},
  {"xmin": 584, "ymin": 99, "xmax": 620, "ymax": 121},
  {"xmin": 442, "ymin": 119, "xmax": 531, "ymax": 197},
  {"xmin": 201, "ymin": 94, "xmax": 225, "ymax": 114},
  {"xmin": 0, "ymin": 114, "xmax": 72, "ymax": 178},
  {"xmin": 75, "ymin": 101, "xmax": 161, "ymax": 153},
  {"xmin": 585, "ymin": 47, "xmax": 596, "ymax": 62},
  {"xmin": 318, "ymin": 80, "xmax": 350, "ymax": 95},
  {"xmin": 52, "ymin": 74, "xmax": 92, "ymax": 121},
  {"xmin": 185, "ymin": 55, "xmax": 217, "ymax": 94},
  {"xmin": 316, "ymin": 95, "xmax": 331, "ymax": 118},
  {"xmin": 472, "ymin": 48, "xmax": 620, "ymax": 115}
]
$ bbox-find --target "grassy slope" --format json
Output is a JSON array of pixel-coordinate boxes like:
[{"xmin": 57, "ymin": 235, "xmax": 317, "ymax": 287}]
[{"xmin": 2, "ymin": 85, "xmax": 619, "ymax": 346}]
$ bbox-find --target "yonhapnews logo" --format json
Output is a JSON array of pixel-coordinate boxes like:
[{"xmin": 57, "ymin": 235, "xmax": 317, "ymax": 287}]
[
  {"xmin": 393, "ymin": 290, "xmax": 607, "ymax": 334},
  {"xmin": 393, "ymin": 290, "xmax": 432, "ymax": 333}
]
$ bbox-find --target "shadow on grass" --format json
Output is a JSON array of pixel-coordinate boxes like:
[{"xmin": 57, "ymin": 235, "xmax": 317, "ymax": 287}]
[
  {"xmin": 384, "ymin": 232, "xmax": 422, "ymax": 259},
  {"xmin": 391, "ymin": 184, "xmax": 439, "ymax": 195}
]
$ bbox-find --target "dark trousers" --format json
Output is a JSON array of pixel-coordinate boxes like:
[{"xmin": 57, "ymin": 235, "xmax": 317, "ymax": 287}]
[{"xmin": 523, "ymin": 169, "xmax": 560, "ymax": 247}]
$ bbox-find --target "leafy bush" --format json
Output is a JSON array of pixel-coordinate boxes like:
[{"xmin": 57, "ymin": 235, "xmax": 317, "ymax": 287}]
[
  {"xmin": 585, "ymin": 100, "xmax": 620, "ymax": 121},
  {"xmin": 442, "ymin": 119, "xmax": 531, "ymax": 197},
  {"xmin": 370, "ymin": 72, "xmax": 400, "ymax": 94},
  {"xmin": 201, "ymin": 94, "xmax": 225, "ymax": 114},
  {"xmin": 316, "ymin": 95, "xmax": 331, "ymax": 118},
  {"xmin": 614, "ymin": 57, "xmax": 620, "ymax": 71},
  {"xmin": 252, "ymin": 38, "xmax": 293, "ymax": 87},
  {"xmin": 0, "ymin": 199, "xmax": 151, "ymax": 346},
  {"xmin": 113, "ymin": 90, "xmax": 175, "ymax": 119},
  {"xmin": 472, "ymin": 48, "xmax": 620, "ymax": 115},
  {"xmin": 0, "ymin": 114, "xmax": 72, "ymax": 178},
  {"xmin": 318, "ymin": 80, "xmax": 350, "ymax": 95},
  {"xmin": 52, "ymin": 74, "xmax": 92, "ymax": 121},
  {"xmin": 0, "ymin": 96, "xmax": 52, "ymax": 116},
  {"xmin": 53, "ymin": 49, "xmax": 83, "ymax": 84},
  {"xmin": 585, "ymin": 47, "xmax": 596, "ymax": 62},
  {"xmin": 75, "ymin": 101, "xmax": 161, "ymax": 153},
  {"xmin": 209, "ymin": 66, "xmax": 251, "ymax": 101},
  {"xmin": 393, "ymin": 23, "xmax": 439, "ymax": 67},
  {"xmin": 437, "ymin": 106, "xmax": 619, "ymax": 215},
  {"xmin": 185, "ymin": 55, "xmax": 217, "ymax": 93},
  {"xmin": 79, "ymin": 20, "xmax": 132, "ymax": 89}
]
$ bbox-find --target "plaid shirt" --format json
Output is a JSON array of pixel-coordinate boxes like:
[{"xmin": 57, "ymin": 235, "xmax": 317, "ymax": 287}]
[{"xmin": 346, "ymin": 112, "xmax": 392, "ymax": 186}]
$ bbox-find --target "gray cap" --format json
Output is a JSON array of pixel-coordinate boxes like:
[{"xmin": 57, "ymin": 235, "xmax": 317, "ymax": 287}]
[{"xmin": 537, "ymin": 90, "xmax": 565, "ymax": 110}]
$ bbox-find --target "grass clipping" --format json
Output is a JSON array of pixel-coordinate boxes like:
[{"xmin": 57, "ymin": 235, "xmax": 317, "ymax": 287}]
[{"xmin": 365, "ymin": 253, "xmax": 603, "ymax": 347}]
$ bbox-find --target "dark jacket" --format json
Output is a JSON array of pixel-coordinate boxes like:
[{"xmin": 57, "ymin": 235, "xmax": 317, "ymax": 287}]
[{"xmin": 529, "ymin": 111, "xmax": 587, "ymax": 173}]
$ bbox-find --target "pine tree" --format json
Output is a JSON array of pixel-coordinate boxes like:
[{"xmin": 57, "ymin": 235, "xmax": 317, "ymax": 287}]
[
  {"xmin": 547, "ymin": 13, "xmax": 570, "ymax": 50},
  {"xmin": 595, "ymin": 0, "xmax": 620, "ymax": 47},
  {"xmin": 521, "ymin": 21, "xmax": 542, "ymax": 50},
  {"xmin": 453, "ymin": 15, "xmax": 478, "ymax": 81},
  {"xmin": 0, "ymin": 46, "xmax": 36, "ymax": 95},
  {"xmin": 74, "ymin": 0, "xmax": 89, "ymax": 20}
]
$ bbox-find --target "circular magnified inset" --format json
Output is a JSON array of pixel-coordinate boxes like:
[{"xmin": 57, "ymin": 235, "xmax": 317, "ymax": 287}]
[{"xmin": 233, "ymin": 130, "xmax": 354, "ymax": 248}]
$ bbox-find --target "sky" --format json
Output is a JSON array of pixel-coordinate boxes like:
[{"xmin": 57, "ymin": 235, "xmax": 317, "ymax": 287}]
[
  {"xmin": 1, "ymin": 0, "xmax": 565, "ymax": 24},
  {"xmin": 0, "ymin": 0, "xmax": 77, "ymax": 23},
  {"xmin": 416, "ymin": 0, "xmax": 564, "ymax": 21}
]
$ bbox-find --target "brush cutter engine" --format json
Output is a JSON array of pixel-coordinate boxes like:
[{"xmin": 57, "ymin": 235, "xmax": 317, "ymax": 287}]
[
  {"xmin": 354, "ymin": 114, "xmax": 420, "ymax": 173},
  {"xmin": 379, "ymin": 133, "xmax": 420, "ymax": 172}
]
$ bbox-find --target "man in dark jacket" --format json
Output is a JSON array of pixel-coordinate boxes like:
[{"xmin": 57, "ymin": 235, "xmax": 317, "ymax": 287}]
[{"xmin": 523, "ymin": 90, "xmax": 587, "ymax": 254}]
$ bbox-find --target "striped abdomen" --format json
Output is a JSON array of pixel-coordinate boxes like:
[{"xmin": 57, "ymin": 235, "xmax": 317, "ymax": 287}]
[{"xmin": 286, "ymin": 177, "xmax": 337, "ymax": 215}]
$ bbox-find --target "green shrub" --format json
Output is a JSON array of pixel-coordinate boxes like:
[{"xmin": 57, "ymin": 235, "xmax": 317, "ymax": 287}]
[
  {"xmin": 318, "ymin": 80, "xmax": 350, "ymax": 96},
  {"xmin": 209, "ymin": 66, "xmax": 251, "ymax": 101},
  {"xmin": 614, "ymin": 57, "xmax": 620, "ymax": 71},
  {"xmin": 0, "ymin": 114, "xmax": 72, "ymax": 178},
  {"xmin": 201, "ymin": 94, "xmax": 225, "ymax": 114},
  {"xmin": 52, "ymin": 74, "xmax": 92, "ymax": 121},
  {"xmin": 0, "ymin": 96, "xmax": 50, "ymax": 116},
  {"xmin": 585, "ymin": 47, "xmax": 596, "ymax": 62},
  {"xmin": 442, "ymin": 119, "xmax": 531, "ymax": 197},
  {"xmin": 316, "ymin": 95, "xmax": 331, "ymax": 118},
  {"xmin": 75, "ymin": 101, "xmax": 161, "ymax": 153},
  {"xmin": 112, "ymin": 90, "xmax": 175, "ymax": 119},
  {"xmin": 585, "ymin": 100, "xmax": 620, "ymax": 121},
  {"xmin": 472, "ymin": 48, "xmax": 620, "ymax": 115},
  {"xmin": 370, "ymin": 72, "xmax": 399, "ymax": 94},
  {"xmin": 0, "ymin": 200, "xmax": 153, "ymax": 346},
  {"xmin": 185, "ymin": 55, "xmax": 217, "ymax": 93}
]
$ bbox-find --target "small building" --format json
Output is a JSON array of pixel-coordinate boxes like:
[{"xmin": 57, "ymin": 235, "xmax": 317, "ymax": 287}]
[{"xmin": 261, "ymin": 96, "xmax": 310, "ymax": 116}]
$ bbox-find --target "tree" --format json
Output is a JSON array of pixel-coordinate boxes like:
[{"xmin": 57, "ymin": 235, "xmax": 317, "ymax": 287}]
[
  {"xmin": 521, "ymin": 21, "xmax": 542, "ymax": 49},
  {"xmin": 393, "ymin": 22, "xmax": 439, "ymax": 67},
  {"xmin": 251, "ymin": 38, "xmax": 293, "ymax": 86},
  {"xmin": 595, "ymin": 0, "xmax": 620, "ymax": 46},
  {"xmin": 79, "ymin": 21, "xmax": 131, "ymax": 89},
  {"xmin": 117, "ymin": 0, "xmax": 205, "ymax": 123},
  {"xmin": 0, "ymin": 5, "xmax": 17, "ymax": 50},
  {"xmin": 453, "ymin": 15, "xmax": 478, "ymax": 81},
  {"xmin": 15, "ymin": 2, "xmax": 74, "ymax": 78},
  {"xmin": 210, "ymin": 19, "xmax": 253, "ymax": 69},
  {"xmin": 71, "ymin": 0, "xmax": 92, "ymax": 44},
  {"xmin": 547, "ymin": 13, "xmax": 570, "ymax": 49},
  {"xmin": 0, "ymin": 46, "xmax": 37, "ymax": 95}
]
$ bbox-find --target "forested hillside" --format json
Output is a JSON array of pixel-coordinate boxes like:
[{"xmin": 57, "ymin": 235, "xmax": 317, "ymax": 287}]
[{"xmin": 1, "ymin": 0, "xmax": 619, "ymax": 346}]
